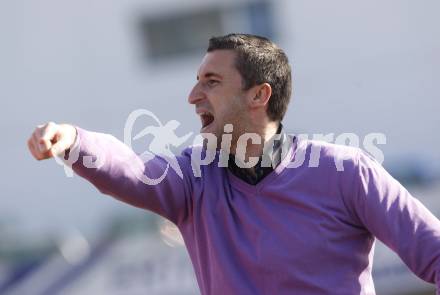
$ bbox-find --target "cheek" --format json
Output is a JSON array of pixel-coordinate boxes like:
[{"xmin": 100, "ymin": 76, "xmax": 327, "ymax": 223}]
[
  {"xmin": 218, "ymin": 100, "xmax": 244, "ymax": 123},
  {"xmin": 210, "ymin": 92, "xmax": 246, "ymax": 120},
  {"xmin": 228, "ymin": 96, "xmax": 247, "ymax": 114}
]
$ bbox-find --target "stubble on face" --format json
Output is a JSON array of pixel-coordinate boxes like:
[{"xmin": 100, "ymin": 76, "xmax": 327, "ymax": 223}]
[{"xmin": 191, "ymin": 50, "xmax": 251, "ymax": 150}]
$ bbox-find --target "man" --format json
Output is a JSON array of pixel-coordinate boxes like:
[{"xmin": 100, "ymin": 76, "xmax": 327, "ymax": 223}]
[{"xmin": 28, "ymin": 34, "xmax": 440, "ymax": 294}]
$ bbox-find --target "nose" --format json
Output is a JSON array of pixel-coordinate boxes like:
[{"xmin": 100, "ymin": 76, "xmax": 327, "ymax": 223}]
[{"xmin": 188, "ymin": 82, "xmax": 205, "ymax": 105}]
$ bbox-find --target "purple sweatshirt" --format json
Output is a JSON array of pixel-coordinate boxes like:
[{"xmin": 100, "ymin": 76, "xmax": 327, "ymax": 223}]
[{"xmin": 68, "ymin": 128, "xmax": 440, "ymax": 295}]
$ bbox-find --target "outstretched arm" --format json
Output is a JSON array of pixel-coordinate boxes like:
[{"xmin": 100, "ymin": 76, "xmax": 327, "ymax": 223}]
[{"xmin": 27, "ymin": 122, "xmax": 193, "ymax": 225}]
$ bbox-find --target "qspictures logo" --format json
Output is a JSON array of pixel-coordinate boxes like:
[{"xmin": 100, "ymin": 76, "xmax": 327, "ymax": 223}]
[{"xmin": 55, "ymin": 109, "xmax": 386, "ymax": 185}]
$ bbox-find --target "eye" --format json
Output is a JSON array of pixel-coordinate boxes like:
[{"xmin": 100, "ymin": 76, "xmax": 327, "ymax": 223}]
[{"xmin": 207, "ymin": 80, "xmax": 219, "ymax": 87}]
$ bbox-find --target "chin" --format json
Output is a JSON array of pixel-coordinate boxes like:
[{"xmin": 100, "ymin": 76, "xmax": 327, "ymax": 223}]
[
  {"xmin": 200, "ymin": 122, "xmax": 215, "ymax": 135},
  {"xmin": 200, "ymin": 124, "xmax": 222, "ymax": 149}
]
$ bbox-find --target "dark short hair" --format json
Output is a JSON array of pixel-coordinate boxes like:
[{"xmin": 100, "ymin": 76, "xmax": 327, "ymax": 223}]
[{"xmin": 207, "ymin": 33, "xmax": 292, "ymax": 122}]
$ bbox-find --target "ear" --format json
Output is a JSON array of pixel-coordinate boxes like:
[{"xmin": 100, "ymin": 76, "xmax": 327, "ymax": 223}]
[{"xmin": 248, "ymin": 83, "xmax": 272, "ymax": 108}]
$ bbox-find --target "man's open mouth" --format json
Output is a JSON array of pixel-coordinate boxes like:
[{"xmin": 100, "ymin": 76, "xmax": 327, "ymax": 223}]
[{"xmin": 200, "ymin": 112, "xmax": 214, "ymax": 129}]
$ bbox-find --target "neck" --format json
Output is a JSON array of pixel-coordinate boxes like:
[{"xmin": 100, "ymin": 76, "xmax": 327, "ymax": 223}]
[{"xmin": 231, "ymin": 120, "xmax": 279, "ymax": 163}]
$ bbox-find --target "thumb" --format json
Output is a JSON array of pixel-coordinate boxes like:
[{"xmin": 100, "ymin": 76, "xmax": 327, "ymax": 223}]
[
  {"xmin": 50, "ymin": 136, "xmax": 72, "ymax": 157},
  {"xmin": 38, "ymin": 122, "xmax": 58, "ymax": 153},
  {"xmin": 50, "ymin": 125, "xmax": 77, "ymax": 157}
]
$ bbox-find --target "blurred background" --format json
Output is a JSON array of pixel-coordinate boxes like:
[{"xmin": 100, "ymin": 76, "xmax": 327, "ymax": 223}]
[{"xmin": 1, "ymin": 0, "xmax": 439, "ymax": 294}]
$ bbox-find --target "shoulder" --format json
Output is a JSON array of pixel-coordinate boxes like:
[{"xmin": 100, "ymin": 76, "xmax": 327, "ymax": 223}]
[
  {"xmin": 301, "ymin": 139, "xmax": 389, "ymax": 195},
  {"xmin": 293, "ymin": 138, "xmax": 361, "ymax": 172}
]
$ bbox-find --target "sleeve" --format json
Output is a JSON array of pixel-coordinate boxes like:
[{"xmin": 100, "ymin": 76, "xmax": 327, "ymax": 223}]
[
  {"xmin": 343, "ymin": 150, "xmax": 440, "ymax": 292},
  {"xmin": 65, "ymin": 127, "xmax": 193, "ymax": 225}
]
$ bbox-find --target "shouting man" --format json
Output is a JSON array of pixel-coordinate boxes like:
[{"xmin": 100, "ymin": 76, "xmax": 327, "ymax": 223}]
[{"xmin": 28, "ymin": 34, "xmax": 440, "ymax": 294}]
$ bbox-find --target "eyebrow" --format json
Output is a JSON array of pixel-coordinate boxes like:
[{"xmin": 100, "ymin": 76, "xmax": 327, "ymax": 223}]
[{"xmin": 197, "ymin": 72, "xmax": 223, "ymax": 81}]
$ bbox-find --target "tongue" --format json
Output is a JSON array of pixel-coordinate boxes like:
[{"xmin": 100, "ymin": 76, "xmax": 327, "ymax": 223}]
[{"xmin": 202, "ymin": 114, "xmax": 214, "ymax": 127}]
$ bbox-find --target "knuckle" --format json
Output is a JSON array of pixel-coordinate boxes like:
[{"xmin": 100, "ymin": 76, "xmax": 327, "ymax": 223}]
[
  {"xmin": 27, "ymin": 140, "xmax": 35, "ymax": 151},
  {"xmin": 36, "ymin": 151, "xmax": 48, "ymax": 160},
  {"xmin": 35, "ymin": 128, "xmax": 44, "ymax": 138},
  {"xmin": 32, "ymin": 133, "xmax": 40, "ymax": 144}
]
